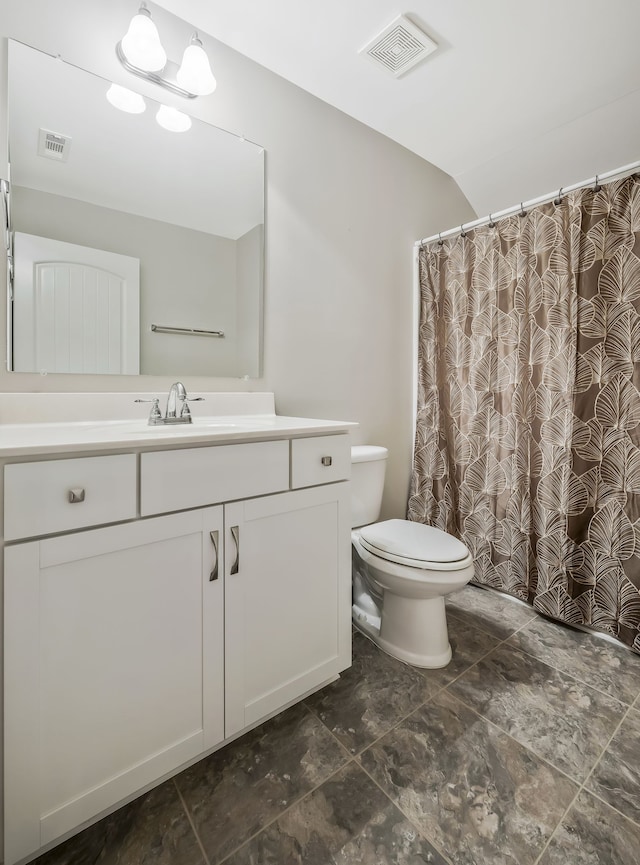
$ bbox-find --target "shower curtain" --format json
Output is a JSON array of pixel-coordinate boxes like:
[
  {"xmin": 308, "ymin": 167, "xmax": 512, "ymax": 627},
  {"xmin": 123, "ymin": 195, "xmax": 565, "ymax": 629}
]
[{"xmin": 408, "ymin": 175, "xmax": 640, "ymax": 653}]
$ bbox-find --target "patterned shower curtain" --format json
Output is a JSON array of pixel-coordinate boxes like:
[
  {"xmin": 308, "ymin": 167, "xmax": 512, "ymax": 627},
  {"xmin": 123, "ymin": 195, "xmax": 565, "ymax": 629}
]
[{"xmin": 408, "ymin": 175, "xmax": 640, "ymax": 653}]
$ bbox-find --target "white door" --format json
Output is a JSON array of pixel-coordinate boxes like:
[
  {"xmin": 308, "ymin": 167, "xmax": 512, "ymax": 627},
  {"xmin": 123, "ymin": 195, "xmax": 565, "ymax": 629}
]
[
  {"xmin": 4, "ymin": 508, "xmax": 224, "ymax": 865},
  {"xmin": 224, "ymin": 483, "xmax": 352, "ymax": 737},
  {"xmin": 12, "ymin": 232, "xmax": 140, "ymax": 374}
]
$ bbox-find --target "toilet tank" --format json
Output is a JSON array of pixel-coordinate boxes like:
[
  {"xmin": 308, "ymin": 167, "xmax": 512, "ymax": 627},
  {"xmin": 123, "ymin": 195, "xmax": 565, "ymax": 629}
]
[{"xmin": 351, "ymin": 446, "xmax": 388, "ymax": 528}]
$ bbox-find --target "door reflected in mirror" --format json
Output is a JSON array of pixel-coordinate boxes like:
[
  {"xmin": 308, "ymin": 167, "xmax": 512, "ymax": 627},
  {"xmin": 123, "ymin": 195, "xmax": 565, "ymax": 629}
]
[{"xmin": 6, "ymin": 39, "xmax": 265, "ymax": 378}]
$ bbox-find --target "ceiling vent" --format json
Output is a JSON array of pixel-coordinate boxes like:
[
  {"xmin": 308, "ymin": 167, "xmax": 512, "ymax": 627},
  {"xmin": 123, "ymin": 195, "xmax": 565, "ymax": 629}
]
[
  {"xmin": 360, "ymin": 15, "xmax": 437, "ymax": 78},
  {"xmin": 37, "ymin": 128, "xmax": 72, "ymax": 162}
]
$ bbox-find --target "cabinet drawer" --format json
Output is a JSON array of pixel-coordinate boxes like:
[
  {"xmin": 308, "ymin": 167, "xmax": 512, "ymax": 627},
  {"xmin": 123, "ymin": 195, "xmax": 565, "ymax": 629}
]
[
  {"xmin": 291, "ymin": 435, "xmax": 350, "ymax": 488},
  {"xmin": 4, "ymin": 455, "xmax": 137, "ymax": 541},
  {"xmin": 140, "ymin": 440, "xmax": 289, "ymax": 516}
]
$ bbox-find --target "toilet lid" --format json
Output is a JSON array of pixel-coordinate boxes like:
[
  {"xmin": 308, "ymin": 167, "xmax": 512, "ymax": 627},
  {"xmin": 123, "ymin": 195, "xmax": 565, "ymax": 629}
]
[{"xmin": 359, "ymin": 519, "xmax": 470, "ymax": 567}]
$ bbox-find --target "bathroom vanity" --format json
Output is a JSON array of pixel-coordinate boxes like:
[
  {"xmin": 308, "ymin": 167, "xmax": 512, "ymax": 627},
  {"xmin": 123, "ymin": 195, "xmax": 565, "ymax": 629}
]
[{"xmin": 1, "ymin": 393, "xmax": 354, "ymax": 865}]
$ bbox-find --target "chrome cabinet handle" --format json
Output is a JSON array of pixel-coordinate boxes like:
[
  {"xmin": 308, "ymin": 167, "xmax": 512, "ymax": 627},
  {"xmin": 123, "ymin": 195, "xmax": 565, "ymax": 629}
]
[
  {"xmin": 68, "ymin": 488, "xmax": 85, "ymax": 503},
  {"xmin": 230, "ymin": 525, "xmax": 240, "ymax": 575},
  {"xmin": 209, "ymin": 530, "xmax": 219, "ymax": 582},
  {"xmin": 321, "ymin": 456, "xmax": 333, "ymax": 466}
]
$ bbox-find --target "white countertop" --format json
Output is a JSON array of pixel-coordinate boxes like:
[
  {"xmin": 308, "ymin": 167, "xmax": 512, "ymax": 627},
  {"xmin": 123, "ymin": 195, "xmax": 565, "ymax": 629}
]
[
  {"xmin": 0, "ymin": 393, "xmax": 356, "ymax": 458},
  {"xmin": 0, "ymin": 415, "xmax": 357, "ymax": 458}
]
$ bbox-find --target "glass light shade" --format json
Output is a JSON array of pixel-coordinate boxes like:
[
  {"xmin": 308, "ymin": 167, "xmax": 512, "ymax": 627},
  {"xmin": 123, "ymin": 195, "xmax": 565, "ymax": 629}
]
[
  {"xmin": 176, "ymin": 38, "xmax": 217, "ymax": 95},
  {"xmin": 120, "ymin": 8, "xmax": 167, "ymax": 72},
  {"xmin": 156, "ymin": 104, "xmax": 192, "ymax": 132},
  {"xmin": 106, "ymin": 83, "xmax": 146, "ymax": 114}
]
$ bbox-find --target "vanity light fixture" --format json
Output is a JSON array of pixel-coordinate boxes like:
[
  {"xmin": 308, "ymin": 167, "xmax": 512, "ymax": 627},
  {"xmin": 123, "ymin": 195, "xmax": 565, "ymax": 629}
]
[
  {"xmin": 176, "ymin": 35, "xmax": 217, "ymax": 96},
  {"xmin": 156, "ymin": 104, "xmax": 192, "ymax": 132},
  {"xmin": 116, "ymin": 3, "xmax": 216, "ymax": 99},
  {"xmin": 119, "ymin": 3, "xmax": 166, "ymax": 72}
]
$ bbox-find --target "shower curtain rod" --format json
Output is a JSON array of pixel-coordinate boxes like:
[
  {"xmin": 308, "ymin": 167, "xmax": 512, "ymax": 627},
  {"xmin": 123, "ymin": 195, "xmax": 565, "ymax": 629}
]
[{"xmin": 415, "ymin": 159, "xmax": 640, "ymax": 248}]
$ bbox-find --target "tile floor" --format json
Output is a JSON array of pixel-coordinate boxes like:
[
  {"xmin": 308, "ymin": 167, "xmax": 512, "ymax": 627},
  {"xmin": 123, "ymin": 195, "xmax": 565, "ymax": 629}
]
[{"xmin": 33, "ymin": 585, "xmax": 640, "ymax": 865}]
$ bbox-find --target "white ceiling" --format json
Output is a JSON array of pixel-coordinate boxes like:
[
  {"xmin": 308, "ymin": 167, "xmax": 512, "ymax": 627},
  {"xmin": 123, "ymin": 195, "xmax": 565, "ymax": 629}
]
[{"xmin": 154, "ymin": 0, "xmax": 640, "ymax": 219}]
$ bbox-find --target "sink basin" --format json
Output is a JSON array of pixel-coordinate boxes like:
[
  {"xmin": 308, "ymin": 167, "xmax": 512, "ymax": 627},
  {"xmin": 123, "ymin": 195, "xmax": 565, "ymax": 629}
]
[
  {"xmin": 111, "ymin": 415, "xmax": 271, "ymax": 435},
  {"xmin": 126, "ymin": 422, "xmax": 241, "ymax": 434}
]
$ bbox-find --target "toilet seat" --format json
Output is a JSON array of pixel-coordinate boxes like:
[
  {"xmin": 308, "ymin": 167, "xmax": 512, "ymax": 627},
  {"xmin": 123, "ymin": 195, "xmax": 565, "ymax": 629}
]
[
  {"xmin": 351, "ymin": 520, "xmax": 475, "ymax": 668},
  {"xmin": 359, "ymin": 519, "xmax": 471, "ymax": 571}
]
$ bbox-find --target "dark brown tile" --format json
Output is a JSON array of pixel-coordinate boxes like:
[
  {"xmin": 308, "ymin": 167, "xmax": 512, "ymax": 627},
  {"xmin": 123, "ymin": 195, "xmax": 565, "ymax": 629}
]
[
  {"xmin": 32, "ymin": 781, "xmax": 203, "ymax": 865},
  {"xmin": 359, "ymin": 691, "xmax": 577, "ymax": 865},
  {"xmin": 223, "ymin": 762, "xmax": 450, "ymax": 865},
  {"xmin": 421, "ymin": 618, "xmax": 502, "ymax": 692},
  {"xmin": 507, "ymin": 617, "xmax": 640, "ymax": 705},
  {"xmin": 175, "ymin": 702, "xmax": 348, "ymax": 864},
  {"xmin": 587, "ymin": 707, "xmax": 640, "ymax": 824},
  {"xmin": 448, "ymin": 642, "xmax": 625, "ymax": 781},
  {"xmin": 304, "ymin": 631, "xmax": 433, "ymax": 755},
  {"xmin": 447, "ymin": 585, "xmax": 536, "ymax": 640},
  {"xmin": 538, "ymin": 789, "xmax": 640, "ymax": 865}
]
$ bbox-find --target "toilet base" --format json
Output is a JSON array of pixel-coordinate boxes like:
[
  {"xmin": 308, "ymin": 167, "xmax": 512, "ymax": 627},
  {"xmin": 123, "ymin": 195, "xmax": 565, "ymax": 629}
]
[{"xmin": 352, "ymin": 591, "xmax": 453, "ymax": 669}]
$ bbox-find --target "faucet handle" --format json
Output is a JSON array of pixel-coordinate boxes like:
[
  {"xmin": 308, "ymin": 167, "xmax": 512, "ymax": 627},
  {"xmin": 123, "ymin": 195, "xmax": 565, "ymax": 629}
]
[
  {"xmin": 181, "ymin": 396, "xmax": 204, "ymax": 414},
  {"xmin": 179, "ymin": 396, "xmax": 204, "ymax": 418},
  {"xmin": 135, "ymin": 397, "xmax": 162, "ymax": 423}
]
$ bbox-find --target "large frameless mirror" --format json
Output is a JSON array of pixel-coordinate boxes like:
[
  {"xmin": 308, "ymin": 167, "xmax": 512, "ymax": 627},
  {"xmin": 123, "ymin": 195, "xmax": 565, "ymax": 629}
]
[{"xmin": 4, "ymin": 39, "xmax": 265, "ymax": 377}]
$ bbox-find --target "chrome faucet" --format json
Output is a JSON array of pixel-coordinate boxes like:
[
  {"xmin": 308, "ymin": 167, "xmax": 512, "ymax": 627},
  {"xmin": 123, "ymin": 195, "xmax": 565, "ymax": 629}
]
[
  {"xmin": 166, "ymin": 381, "xmax": 187, "ymax": 418},
  {"xmin": 135, "ymin": 382, "xmax": 204, "ymax": 425}
]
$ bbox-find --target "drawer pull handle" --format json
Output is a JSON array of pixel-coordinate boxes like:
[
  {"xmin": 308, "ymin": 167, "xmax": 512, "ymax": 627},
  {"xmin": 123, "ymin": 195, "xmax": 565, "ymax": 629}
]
[
  {"xmin": 209, "ymin": 530, "xmax": 219, "ymax": 582},
  {"xmin": 68, "ymin": 488, "xmax": 85, "ymax": 504},
  {"xmin": 321, "ymin": 456, "xmax": 333, "ymax": 467},
  {"xmin": 230, "ymin": 525, "xmax": 240, "ymax": 575}
]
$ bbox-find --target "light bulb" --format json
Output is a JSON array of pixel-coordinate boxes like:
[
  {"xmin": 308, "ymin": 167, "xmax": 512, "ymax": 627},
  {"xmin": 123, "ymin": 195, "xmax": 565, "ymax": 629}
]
[
  {"xmin": 176, "ymin": 35, "xmax": 217, "ymax": 95},
  {"xmin": 120, "ymin": 5, "xmax": 167, "ymax": 72},
  {"xmin": 106, "ymin": 83, "xmax": 146, "ymax": 114},
  {"xmin": 156, "ymin": 104, "xmax": 192, "ymax": 132}
]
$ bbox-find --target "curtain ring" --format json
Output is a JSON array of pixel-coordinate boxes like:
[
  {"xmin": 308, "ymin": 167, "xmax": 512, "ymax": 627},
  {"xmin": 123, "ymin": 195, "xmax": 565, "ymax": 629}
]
[
  {"xmin": 460, "ymin": 223, "xmax": 467, "ymax": 238},
  {"xmin": 437, "ymin": 232, "xmax": 444, "ymax": 247},
  {"xmin": 518, "ymin": 202, "xmax": 527, "ymax": 218},
  {"xmin": 488, "ymin": 212, "xmax": 496, "ymax": 228},
  {"xmin": 594, "ymin": 174, "xmax": 602, "ymax": 192},
  {"xmin": 554, "ymin": 187, "xmax": 563, "ymax": 205}
]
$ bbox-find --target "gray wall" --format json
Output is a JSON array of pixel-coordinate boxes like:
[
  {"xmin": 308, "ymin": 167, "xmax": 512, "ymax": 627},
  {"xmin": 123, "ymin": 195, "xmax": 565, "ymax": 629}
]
[{"xmin": 0, "ymin": 0, "xmax": 475, "ymax": 518}]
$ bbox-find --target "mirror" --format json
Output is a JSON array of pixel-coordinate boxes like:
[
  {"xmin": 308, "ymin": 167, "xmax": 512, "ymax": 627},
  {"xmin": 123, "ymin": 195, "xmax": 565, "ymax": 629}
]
[{"xmin": 5, "ymin": 39, "xmax": 265, "ymax": 377}]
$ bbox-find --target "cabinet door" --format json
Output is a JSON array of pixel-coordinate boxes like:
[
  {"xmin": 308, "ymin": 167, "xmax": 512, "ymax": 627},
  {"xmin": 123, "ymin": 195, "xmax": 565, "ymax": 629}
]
[
  {"xmin": 4, "ymin": 507, "xmax": 224, "ymax": 865},
  {"xmin": 225, "ymin": 482, "xmax": 351, "ymax": 736}
]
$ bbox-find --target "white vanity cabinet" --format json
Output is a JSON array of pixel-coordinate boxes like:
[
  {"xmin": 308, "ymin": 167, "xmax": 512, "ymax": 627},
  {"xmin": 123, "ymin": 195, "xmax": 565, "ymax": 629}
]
[
  {"xmin": 3, "ymin": 430, "xmax": 351, "ymax": 865},
  {"xmin": 224, "ymin": 482, "xmax": 351, "ymax": 736},
  {"xmin": 139, "ymin": 438, "xmax": 352, "ymax": 737},
  {"xmin": 4, "ymin": 507, "xmax": 225, "ymax": 864}
]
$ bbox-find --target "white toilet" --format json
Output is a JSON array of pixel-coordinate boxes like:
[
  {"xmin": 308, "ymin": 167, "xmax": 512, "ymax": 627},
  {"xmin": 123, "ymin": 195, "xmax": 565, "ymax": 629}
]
[{"xmin": 351, "ymin": 445, "xmax": 474, "ymax": 668}]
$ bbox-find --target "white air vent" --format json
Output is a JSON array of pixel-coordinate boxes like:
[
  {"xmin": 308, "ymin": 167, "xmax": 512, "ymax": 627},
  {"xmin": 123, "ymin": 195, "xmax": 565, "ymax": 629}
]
[
  {"xmin": 37, "ymin": 128, "xmax": 71, "ymax": 162},
  {"xmin": 360, "ymin": 15, "xmax": 437, "ymax": 78}
]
